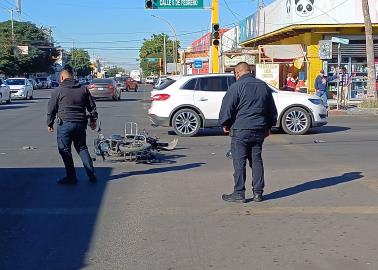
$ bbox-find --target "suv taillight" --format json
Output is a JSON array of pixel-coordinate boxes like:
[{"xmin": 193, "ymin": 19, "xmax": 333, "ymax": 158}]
[
  {"xmin": 108, "ymin": 84, "xmax": 114, "ymax": 90},
  {"xmin": 88, "ymin": 84, "xmax": 95, "ymax": 89},
  {"xmin": 152, "ymin": 94, "xmax": 170, "ymax": 101}
]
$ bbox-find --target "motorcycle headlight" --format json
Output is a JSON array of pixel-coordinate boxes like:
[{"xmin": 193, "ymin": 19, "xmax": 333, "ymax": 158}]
[{"xmin": 308, "ymin": 98, "xmax": 322, "ymax": 106}]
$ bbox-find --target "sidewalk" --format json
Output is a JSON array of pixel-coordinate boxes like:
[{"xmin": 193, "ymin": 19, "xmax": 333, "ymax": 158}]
[{"xmin": 328, "ymin": 100, "xmax": 378, "ymax": 116}]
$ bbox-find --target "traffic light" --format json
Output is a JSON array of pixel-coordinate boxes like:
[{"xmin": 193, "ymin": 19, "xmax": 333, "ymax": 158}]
[
  {"xmin": 212, "ymin": 24, "xmax": 220, "ymax": 46},
  {"xmin": 145, "ymin": 0, "xmax": 156, "ymax": 9}
]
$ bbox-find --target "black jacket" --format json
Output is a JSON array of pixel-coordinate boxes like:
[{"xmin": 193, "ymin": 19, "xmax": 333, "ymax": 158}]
[
  {"xmin": 47, "ymin": 79, "xmax": 97, "ymax": 127},
  {"xmin": 219, "ymin": 74, "xmax": 278, "ymax": 130}
]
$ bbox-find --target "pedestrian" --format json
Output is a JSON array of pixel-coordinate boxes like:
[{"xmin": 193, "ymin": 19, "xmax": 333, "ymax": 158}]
[
  {"xmin": 219, "ymin": 62, "xmax": 278, "ymax": 203},
  {"xmin": 314, "ymin": 69, "xmax": 337, "ymax": 108},
  {"xmin": 47, "ymin": 66, "xmax": 98, "ymax": 184},
  {"xmin": 285, "ymin": 72, "xmax": 296, "ymax": 91},
  {"xmin": 339, "ymin": 66, "xmax": 351, "ymax": 108}
]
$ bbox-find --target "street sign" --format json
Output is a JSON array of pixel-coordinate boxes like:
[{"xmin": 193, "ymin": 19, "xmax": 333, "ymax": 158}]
[
  {"xmin": 147, "ymin": 0, "xmax": 204, "ymax": 9},
  {"xmin": 331, "ymin": 37, "xmax": 349, "ymax": 45},
  {"xmin": 145, "ymin": 58, "xmax": 159, "ymax": 63},
  {"xmin": 193, "ymin": 59, "xmax": 203, "ymax": 69}
]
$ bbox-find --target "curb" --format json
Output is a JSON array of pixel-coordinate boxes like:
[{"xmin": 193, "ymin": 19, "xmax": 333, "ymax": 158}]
[{"xmin": 329, "ymin": 108, "xmax": 378, "ymax": 116}]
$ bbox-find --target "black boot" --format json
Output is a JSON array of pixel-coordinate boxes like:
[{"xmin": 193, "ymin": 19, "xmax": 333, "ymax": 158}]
[{"xmin": 222, "ymin": 193, "xmax": 246, "ymax": 203}]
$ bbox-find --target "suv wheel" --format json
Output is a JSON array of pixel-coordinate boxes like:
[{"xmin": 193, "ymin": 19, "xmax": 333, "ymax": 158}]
[
  {"xmin": 172, "ymin": 109, "xmax": 201, "ymax": 137},
  {"xmin": 281, "ymin": 107, "xmax": 311, "ymax": 135}
]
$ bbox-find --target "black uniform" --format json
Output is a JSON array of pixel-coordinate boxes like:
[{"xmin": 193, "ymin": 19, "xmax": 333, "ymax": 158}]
[
  {"xmin": 219, "ymin": 73, "xmax": 277, "ymax": 197},
  {"xmin": 47, "ymin": 79, "xmax": 97, "ymax": 182}
]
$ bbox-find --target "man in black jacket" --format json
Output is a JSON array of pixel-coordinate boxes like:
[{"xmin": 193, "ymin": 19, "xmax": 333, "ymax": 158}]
[
  {"xmin": 47, "ymin": 66, "xmax": 98, "ymax": 184},
  {"xmin": 219, "ymin": 62, "xmax": 277, "ymax": 203}
]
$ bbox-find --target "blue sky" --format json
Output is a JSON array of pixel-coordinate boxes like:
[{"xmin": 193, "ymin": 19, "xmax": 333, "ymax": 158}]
[{"xmin": 0, "ymin": 0, "xmax": 274, "ymax": 70}]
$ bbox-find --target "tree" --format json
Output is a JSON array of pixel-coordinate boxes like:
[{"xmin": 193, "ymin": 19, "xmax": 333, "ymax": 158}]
[
  {"xmin": 362, "ymin": 0, "xmax": 377, "ymax": 100},
  {"xmin": 139, "ymin": 34, "xmax": 180, "ymax": 76},
  {"xmin": 105, "ymin": 66, "xmax": 125, "ymax": 77},
  {"xmin": 0, "ymin": 20, "xmax": 58, "ymax": 75},
  {"xmin": 67, "ymin": 48, "xmax": 92, "ymax": 77}
]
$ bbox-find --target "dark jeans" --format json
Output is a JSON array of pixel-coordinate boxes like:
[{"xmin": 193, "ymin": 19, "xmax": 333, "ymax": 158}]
[
  {"xmin": 231, "ymin": 129, "xmax": 266, "ymax": 197},
  {"xmin": 57, "ymin": 121, "xmax": 95, "ymax": 180}
]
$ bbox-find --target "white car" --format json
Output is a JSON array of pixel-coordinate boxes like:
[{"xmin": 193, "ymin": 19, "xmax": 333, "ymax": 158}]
[
  {"xmin": 0, "ymin": 79, "xmax": 11, "ymax": 104},
  {"xmin": 6, "ymin": 78, "xmax": 34, "ymax": 100},
  {"xmin": 148, "ymin": 73, "xmax": 328, "ymax": 137}
]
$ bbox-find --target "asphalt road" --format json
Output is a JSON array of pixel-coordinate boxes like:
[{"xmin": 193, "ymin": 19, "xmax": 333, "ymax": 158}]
[{"xmin": 1, "ymin": 86, "xmax": 378, "ymax": 270}]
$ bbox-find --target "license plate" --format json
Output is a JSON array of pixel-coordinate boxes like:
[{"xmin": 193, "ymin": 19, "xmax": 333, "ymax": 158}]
[{"xmin": 98, "ymin": 87, "xmax": 104, "ymax": 90}]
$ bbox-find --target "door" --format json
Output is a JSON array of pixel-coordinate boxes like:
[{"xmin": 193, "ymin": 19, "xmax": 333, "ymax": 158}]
[{"xmin": 193, "ymin": 76, "xmax": 230, "ymax": 124}]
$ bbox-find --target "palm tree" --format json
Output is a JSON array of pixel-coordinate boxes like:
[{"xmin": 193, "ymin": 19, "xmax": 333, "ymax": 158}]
[{"xmin": 362, "ymin": 0, "xmax": 377, "ymax": 100}]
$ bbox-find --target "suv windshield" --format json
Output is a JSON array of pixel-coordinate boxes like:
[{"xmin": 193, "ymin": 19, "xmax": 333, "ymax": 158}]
[
  {"xmin": 154, "ymin": 78, "xmax": 176, "ymax": 90},
  {"xmin": 6, "ymin": 79, "xmax": 25, "ymax": 85}
]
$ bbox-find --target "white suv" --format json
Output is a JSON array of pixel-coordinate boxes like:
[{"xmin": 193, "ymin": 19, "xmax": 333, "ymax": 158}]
[{"xmin": 148, "ymin": 74, "xmax": 327, "ymax": 137}]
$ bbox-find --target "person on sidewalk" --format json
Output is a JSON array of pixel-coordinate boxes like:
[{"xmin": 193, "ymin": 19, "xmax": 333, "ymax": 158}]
[
  {"xmin": 219, "ymin": 62, "xmax": 278, "ymax": 203},
  {"xmin": 339, "ymin": 67, "xmax": 351, "ymax": 108},
  {"xmin": 314, "ymin": 69, "xmax": 337, "ymax": 108},
  {"xmin": 47, "ymin": 66, "xmax": 98, "ymax": 184},
  {"xmin": 285, "ymin": 73, "xmax": 297, "ymax": 91}
]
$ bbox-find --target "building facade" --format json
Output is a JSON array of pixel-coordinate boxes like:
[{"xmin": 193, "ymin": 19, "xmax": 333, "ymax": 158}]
[{"xmin": 239, "ymin": 0, "xmax": 378, "ymax": 100}]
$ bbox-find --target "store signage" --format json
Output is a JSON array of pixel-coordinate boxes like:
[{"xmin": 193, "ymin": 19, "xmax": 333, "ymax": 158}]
[
  {"xmin": 319, "ymin": 40, "xmax": 333, "ymax": 60},
  {"xmin": 151, "ymin": 0, "xmax": 203, "ymax": 9},
  {"xmin": 193, "ymin": 59, "xmax": 203, "ymax": 69},
  {"xmin": 331, "ymin": 37, "xmax": 350, "ymax": 45},
  {"xmin": 224, "ymin": 55, "xmax": 255, "ymax": 67},
  {"xmin": 256, "ymin": 64, "xmax": 280, "ymax": 89}
]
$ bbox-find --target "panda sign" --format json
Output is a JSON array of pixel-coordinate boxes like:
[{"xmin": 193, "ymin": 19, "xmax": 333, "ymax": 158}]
[{"xmin": 294, "ymin": 0, "xmax": 314, "ymax": 17}]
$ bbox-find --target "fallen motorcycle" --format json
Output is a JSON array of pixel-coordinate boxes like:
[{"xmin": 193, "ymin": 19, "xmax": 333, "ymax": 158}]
[{"xmin": 93, "ymin": 121, "xmax": 178, "ymax": 162}]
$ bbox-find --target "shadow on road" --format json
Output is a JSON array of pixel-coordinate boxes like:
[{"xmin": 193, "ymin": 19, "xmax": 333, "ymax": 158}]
[
  {"xmin": 309, "ymin": 125, "xmax": 351, "ymax": 134},
  {"xmin": 110, "ymin": 162, "xmax": 205, "ymax": 180},
  {"xmin": 0, "ymin": 167, "xmax": 112, "ymax": 270},
  {"xmin": 0, "ymin": 105, "xmax": 29, "ymax": 111},
  {"xmin": 264, "ymin": 172, "xmax": 363, "ymax": 201},
  {"xmin": 119, "ymin": 98, "xmax": 142, "ymax": 102}
]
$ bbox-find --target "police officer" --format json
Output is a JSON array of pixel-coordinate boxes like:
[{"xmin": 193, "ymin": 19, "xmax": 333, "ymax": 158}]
[
  {"xmin": 47, "ymin": 66, "xmax": 98, "ymax": 184},
  {"xmin": 219, "ymin": 62, "xmax": 277, "ymax": 203}
]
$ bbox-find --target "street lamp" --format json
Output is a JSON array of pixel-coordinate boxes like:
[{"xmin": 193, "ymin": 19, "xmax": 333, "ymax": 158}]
[{"xmin": 151, "ymin": 15, "xmax": 178, "ymax": 74}]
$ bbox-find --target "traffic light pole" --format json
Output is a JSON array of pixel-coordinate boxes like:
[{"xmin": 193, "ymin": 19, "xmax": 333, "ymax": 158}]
[{"xmin": 211, "ymin": 0, "xmax": 219, "ymax": 73}]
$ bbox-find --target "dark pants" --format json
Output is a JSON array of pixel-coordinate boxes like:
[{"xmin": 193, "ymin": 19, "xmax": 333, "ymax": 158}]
[
  {"xmin": 57, "ymin": 121, "xmax": 95, "ymax": 180},
  {"xmin": 231, "ymin": 129, "xmax": 266, "ymax": 197}
]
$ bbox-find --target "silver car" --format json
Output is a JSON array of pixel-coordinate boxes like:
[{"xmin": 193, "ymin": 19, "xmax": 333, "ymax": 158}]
[
  {"xmin": 6, "ymin": 78, "xmax": 34, "ymax": 100},
  {"xmin": 0, "ymin": 79, "xmax": 11, "ymax": 104}
]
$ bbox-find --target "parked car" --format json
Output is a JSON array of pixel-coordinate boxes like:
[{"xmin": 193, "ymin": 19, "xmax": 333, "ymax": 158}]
[
  {"xmin": 145, "ymin": 76, "xmax": 156, "ymax": 84},
  {"xmin": 87, "ymin": 78, "xmax": 121, "ymax": 100},
  {"xmin": 51, "ymin": 80, "xmax": 60, "ymax": 87},
  {"xmin": 28, "ymin": 78, "xmax": 38, "ymax": 90},
  {"xmin": 6, "ymin": 78, "xmax": 34, "ymax": 100},
  {"xmin": 0, "ymin": 78, "xmax": 11, "ymax": 104},
  {"xmin": 148, "ymin": 73, "xmax": 328, "ymax": 137},
  {"xmin": 36, "ymin": 77, "xmax": 52, "ymax": 89}
]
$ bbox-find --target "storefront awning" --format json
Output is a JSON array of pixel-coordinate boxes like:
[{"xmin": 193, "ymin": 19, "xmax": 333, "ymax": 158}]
[{"xmin": 259, "ymin": 44, "xmax": 306, "ymax": 62}]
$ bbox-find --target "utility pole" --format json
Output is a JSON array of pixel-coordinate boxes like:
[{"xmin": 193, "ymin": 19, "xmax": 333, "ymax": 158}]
[
  {"xmin": 163, "ymin": 34, "xmax": 167, "ymax": 75},
  {"xmin": 210, "ymin": 0, "xmax": 219, "ymax": 73},
  {"xmin": 10, "ymin": 9, "xmax": 15, "ymax": 42},
  {"xmin": 362, "ymin": 0, "xmax": 377, "ymax": 100}
]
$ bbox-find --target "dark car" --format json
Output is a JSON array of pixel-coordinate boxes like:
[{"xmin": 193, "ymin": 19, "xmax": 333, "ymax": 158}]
[{"xmin": 87, "ymin": 78, "xmax": 121, "ymax": 100}]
